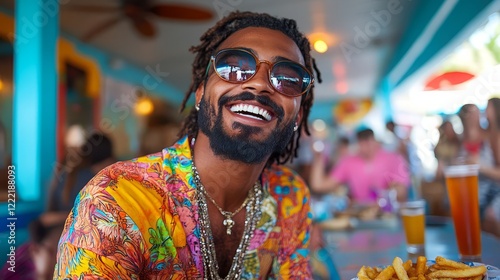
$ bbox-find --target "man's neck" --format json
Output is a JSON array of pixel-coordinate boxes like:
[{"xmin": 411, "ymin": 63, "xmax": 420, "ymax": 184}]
[{"xmin": 191, "ymin": 133, "xmax": 267, "ymax": 209}]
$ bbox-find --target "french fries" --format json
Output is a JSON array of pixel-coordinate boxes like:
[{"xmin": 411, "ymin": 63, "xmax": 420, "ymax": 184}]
[
  {"xmin": 392, "ymin": 257, "xmax": 410, "ymax": 280},
  {"xmin": 356, "ymin": 256, "xmax": 487, "ymax": 280}
]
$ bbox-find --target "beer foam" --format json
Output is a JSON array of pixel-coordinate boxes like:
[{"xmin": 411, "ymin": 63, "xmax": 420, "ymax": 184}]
[
  {"xmin": 400, "ymin": 200, "xmax": 425, "ymax": 215},
  {"xmin": 401, "ymin": 208, "xmax": 424, "ymax": 216},
  {"xmin": 400, "ymin": 200, "xmax": 425, "ymax": 208},
  {"xmin": 444, "ymin": 164, "xmax": 479, "ymax": 177}
]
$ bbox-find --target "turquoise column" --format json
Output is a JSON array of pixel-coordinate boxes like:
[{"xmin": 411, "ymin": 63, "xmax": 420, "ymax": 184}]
[{"xmin": 13, "ymin": 0, "xmax": 59, "ymax": 201}]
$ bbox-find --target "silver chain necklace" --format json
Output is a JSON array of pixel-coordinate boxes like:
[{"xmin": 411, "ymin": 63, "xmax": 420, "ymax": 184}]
[
  {"xmin": 192, "ymin": 163, "xmax": 263, "ymax": 280},
  {"xmin": 198, "ymin": 183, "xmax": 251, "ymax": 235}
]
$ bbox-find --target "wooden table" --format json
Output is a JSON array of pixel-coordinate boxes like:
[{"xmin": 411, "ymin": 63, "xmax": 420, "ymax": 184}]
[{"xmin": 321, "ymin": 216, "xmax": 500, "ymax": 280}]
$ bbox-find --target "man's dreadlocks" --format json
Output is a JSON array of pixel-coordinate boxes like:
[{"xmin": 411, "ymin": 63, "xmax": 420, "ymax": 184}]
[{"xmin": 179, "ymin": 11, "xmax": 322, "ymax": 166}]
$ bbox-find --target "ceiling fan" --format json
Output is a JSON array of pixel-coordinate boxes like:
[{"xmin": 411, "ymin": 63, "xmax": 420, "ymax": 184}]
[{"xmin": 63, "ymin": 0, "xmax": 214, "ymax": 41}]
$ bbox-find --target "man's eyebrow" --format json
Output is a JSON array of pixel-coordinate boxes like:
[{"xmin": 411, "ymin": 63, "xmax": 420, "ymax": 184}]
[
  {"xmin": 273, "ymin": 55, "xmax": 295, "ymax": 62},
  {"xmin": 239, "ymin": 47, "xmax": 255, "ymax": 54}
]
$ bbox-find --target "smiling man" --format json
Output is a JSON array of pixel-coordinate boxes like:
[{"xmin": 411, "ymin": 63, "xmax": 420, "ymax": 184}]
[{"xmin": 54, "ymin": 11, "xmax": 320, "ymax": 279}]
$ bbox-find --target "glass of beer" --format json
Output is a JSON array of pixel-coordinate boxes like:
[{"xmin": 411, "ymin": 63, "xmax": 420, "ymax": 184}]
[
  {"xmin": 444, "ymin": 164, "xmax": 481, "ymax": 261},
  {"xmin": 399, "ymin": 200, "xmax": 426, "ymax": 254}
]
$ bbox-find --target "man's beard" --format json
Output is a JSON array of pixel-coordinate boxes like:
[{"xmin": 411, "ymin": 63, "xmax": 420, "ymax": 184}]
[{"xmin": 198, "ymin": 92, "xmax": 296, "ymax": 164}]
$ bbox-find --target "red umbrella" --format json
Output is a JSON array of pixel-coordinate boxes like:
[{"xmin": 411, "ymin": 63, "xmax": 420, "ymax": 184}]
[{"xmin": 424, "ymin": 71, "xmax": 475, "ymax": 90}]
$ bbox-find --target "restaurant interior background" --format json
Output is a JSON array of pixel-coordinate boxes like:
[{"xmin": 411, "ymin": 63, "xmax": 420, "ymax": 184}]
[{"xmin": 0, "ymin": 0, "xmax": 500, "ymax": 265}]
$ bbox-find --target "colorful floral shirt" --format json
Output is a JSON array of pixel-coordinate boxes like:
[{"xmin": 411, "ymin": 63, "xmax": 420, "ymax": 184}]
[{"xmin": 54, "ymin": 136, "xmax": 312, "ymax": 279}]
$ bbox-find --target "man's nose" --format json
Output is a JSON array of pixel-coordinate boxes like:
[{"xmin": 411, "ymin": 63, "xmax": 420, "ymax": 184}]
[{"xmin": 241, "ymin": 62, "xmax": 274, "ymax": 94}]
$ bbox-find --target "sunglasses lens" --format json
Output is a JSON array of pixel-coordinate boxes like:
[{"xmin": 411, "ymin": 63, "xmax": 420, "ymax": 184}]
[
  {"xmin": 213, "ymin": 49, "xmax": 311, "ymax": 96},
  {"xmin": 270, "ymin": 62, "xmax": 311, "ymax": 96},
  {"xmin": 214, "ymin": 50, "xmax": 257, "ymax": 82}
]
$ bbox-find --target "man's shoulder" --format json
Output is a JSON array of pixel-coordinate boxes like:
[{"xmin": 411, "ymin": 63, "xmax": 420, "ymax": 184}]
[
  {"xmin": 81, "ymin": 137, "xmax": 192, "ymax": 199},
  {"xmin": 82, "ymin": 153, "xmax": 167, "ymax": 194},
  {"xmin": 111, "ymin": 153, "xmax": 165, "ymax": 174},
  {"xmin": 102, "ymin": 135, "xmax": 190, "ymax": 181}
]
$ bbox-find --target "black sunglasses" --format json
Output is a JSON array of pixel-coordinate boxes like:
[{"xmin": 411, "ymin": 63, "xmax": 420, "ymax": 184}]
[{"xmin": 206, "ymin": 48, "xmax": 314, "ymax": 97}]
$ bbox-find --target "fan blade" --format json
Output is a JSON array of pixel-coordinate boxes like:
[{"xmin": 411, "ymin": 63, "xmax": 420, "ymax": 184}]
[
  {"xmin": 149, "ymin": 4, "xmax": 213, "ymax": 21},
  {"xmin": 130, "ymin": 16, "xmax": 156, "ymax": 37},
  {"xmin": 62, "ymin": 5, "xmax": 119, "ymax": 13},
  {"xmin": 82, "ymin": 16, "xmax": 124, "ymax": 42}
]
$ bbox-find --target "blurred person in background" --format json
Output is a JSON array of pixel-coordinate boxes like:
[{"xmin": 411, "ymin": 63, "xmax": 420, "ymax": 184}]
[
  {"xmin": 138, "ymin": 99, "xmax": 182, "ymax": 156},
  {"xmin": 0, "ymin": 212, "xmax": 67, "ymax": 280},
  {"xmin": 458, "ymin": 103, "xmax": 500, "ymax": 236},
  {"xmin": 482, "ymin": 98, "xmax": 500, "ymax": 236},
  {"xmin": 292, "ymin": 130, "xmax": 347, "ymax": 187},
  {"xmin": 383, "ymin": 120, "xmax": 407, "ymax": 159},
  {"xmin": 311, "ymin": 136, "xmax": 351, "ymax": 202},
  {"xmin": 309, "ymin": 135, "xmax": 351, "ymax": 223},
  {"xmin": 310, "ymin": 128, "xmax": 410, "ymax": 209},
  {"xmin": 484, "ymin": 98, "xmax": 500, "ymax": 180},
  {"xmin": 434, "ymin": 120, "xmax": 461, "ymax": 179},
  {"xmin": 385, "ymin": 121, "xmax": 424, "ymax": 197},
  {"xmin": 47, "ymin": 132, "xmax": 115, "ymax": 213},
  {"xmin": 287, "ymin": 128, "xmax": 315, "ymax": 184},
  {"xmin": 423, "ymin": 120, "xmax": 460, "ymax": 216},
  {"xmin": 306, "ymin": 133, "xmax": 346, "ymax": 280},
  {"xmin": 332, "ymin": 136, "xmax": 351, "ymax": 165},
  {"xmin": 138, "ymin": 122, "xmax": 181, "ymax": 156},
  {"xmin": 458, "ymin": 104, "xmax": 489, "ymax": 164}
]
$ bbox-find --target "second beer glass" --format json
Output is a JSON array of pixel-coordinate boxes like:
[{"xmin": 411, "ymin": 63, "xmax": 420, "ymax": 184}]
[
  {"xmin": 444, "ymin": 164, "xmax": 482, "ymax": 261},
  {"xmin": 400, "ymin": 200, "xmax": 426, "ymax": 254}
]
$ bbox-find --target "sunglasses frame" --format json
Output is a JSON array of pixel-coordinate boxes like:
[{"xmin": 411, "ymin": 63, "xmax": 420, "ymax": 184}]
[{"xmin": 206, "ymin": 48, "xmax": 314, "ymax": 97}]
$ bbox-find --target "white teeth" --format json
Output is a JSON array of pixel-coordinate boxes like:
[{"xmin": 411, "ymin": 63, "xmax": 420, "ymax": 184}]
[
  {"xmin": 229, "ymin": 104, "xmax": 272, "ymax": 121},
  {"xmin": 252, "ymin": 106, "xmax": 259, "ymax": 115}
]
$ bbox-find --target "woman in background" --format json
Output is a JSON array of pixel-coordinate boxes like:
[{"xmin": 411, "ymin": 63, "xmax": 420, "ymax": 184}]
[
  {"xmin": 482, "ymin": 98, "xmax": 500, "ymax": 236},
  {"xmin": 434, "ymin": 120, "xmax": 460, "ymax": 179},
  {"xmin": 47, "ymin": 132, "xmax": 115, "ymax": 213},
  {"xmin": 458, "ymin": 103, "xmax": 500, "ymax": 237}
]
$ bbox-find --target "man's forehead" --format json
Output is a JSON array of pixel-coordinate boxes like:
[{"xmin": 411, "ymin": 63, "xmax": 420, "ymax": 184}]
[{"xmin": 217, "ymin": 27, "xmax": 304, "ymax": 63}]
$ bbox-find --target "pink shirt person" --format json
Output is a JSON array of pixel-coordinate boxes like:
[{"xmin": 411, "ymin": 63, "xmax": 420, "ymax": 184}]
[
  {"xmin": 310, "ymin": 128, "xmax": 411, "ymax": 205},
  {"xmin": 330, "ymin": 149, "xmax": 410, "ymax": 203}
]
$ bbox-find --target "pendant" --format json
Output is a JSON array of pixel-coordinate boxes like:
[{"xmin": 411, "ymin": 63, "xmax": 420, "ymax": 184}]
[{"xmin": 223, "ymin": 217, "xmax": 235, "ymax": 235}]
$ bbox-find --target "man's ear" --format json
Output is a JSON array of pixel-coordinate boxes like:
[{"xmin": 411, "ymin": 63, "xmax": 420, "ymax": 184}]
[
  {"xmin": 295, "ymin": 107, "xmax": 304, "ymax": 126},
  {"xmin": 195, "ymin": 83, "xmax": 204, "ymax": 107}
]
